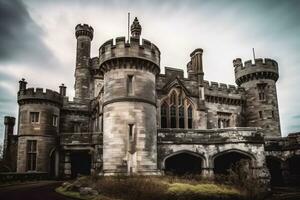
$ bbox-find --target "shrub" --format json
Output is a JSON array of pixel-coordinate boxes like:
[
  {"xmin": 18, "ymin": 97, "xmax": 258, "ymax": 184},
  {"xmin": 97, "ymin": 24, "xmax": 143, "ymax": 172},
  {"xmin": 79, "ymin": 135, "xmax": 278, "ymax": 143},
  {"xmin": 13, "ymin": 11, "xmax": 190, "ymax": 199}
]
[
  {"xmin": 226, "ymin": 159, "xmax": 268, "ymax": 200},
  {"xmin": 95, "ymin": 176, "xmax": 168, "ymax": 200},
  {"xmin": 166, "ymin": 182, "xmax": 243, "ymax": 200}
]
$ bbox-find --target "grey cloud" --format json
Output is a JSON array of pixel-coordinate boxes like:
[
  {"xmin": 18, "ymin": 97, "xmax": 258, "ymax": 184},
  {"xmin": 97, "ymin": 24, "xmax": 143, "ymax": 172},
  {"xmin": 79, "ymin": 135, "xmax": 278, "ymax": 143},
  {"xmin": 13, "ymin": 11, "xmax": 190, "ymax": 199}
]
[{"xmin": 0, "ymin": 0, "xmax": 59, "ymax": 67}]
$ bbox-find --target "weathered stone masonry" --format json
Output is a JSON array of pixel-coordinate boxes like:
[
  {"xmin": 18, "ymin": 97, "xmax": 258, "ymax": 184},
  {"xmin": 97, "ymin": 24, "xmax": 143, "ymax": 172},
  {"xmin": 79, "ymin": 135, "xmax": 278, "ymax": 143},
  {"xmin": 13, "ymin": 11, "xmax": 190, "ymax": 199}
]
[{"xmin": 2, "ymin": 17, "xmax": 300, "ymax": 185}]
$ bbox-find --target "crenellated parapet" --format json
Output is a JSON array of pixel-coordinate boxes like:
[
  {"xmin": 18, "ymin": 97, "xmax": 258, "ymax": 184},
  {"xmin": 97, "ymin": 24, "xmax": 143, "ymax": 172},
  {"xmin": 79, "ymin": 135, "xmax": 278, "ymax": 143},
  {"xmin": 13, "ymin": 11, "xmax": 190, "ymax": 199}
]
[
  {"xmin": 18, "ymin": 88, "xmax": 63, "ymax": 106},
  {"xmin": 98, "ymin": 37, "xmax": 160, "ymax": 74},
  {"xmin": 204, "ymin": 81, "xmax": 244, "ymax": 94},
  {"xmin": 203, "ymin": 81, "xmax": 244, "ymax": 105},
  {"xmin": 234, "ymin": 58, "xmax": 279, "ymax": 86},
  {"xmin": 75, "ymin": 24, "xmax": 94, "ymax": 40}
]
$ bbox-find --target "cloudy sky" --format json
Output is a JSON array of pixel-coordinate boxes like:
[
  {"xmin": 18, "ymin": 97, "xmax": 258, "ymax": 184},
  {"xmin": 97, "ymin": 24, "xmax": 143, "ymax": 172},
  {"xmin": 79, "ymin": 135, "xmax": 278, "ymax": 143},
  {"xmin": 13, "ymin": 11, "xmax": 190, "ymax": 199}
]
[{"xmin": 0, "ymin": 0, "xmax": 299, "ymax": 142}]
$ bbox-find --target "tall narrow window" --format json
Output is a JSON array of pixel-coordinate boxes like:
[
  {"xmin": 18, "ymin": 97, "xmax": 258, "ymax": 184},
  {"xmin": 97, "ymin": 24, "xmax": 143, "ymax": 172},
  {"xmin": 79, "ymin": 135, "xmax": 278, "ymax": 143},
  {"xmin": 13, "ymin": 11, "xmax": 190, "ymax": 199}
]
[
  {"xmin": 259, "ymin": 111, "xmax": 263, "ymax": 119},
  {"xmin": 257, "ymin": 83, "xmax": 267, "ymax": 101},
  {"xmin": 127, "ymin": 75, "xmax": 134, "ymax": 95},
  {"xmin": 128, "ymin": 124, "xmax": 134, "ymax": 141},
  {"xmin": 179, "ymin": 106, "xmax": 184, "ymax": 128},
  {"xmin": 272, "ymin": 111, "xmax": 275, "ymax": 119},
  {"xmin": 170, "ymin": 105, "xmax": 176, "ymax": 128},
  {"xmin": 27, "ymin": 140, "xmax": 37, "ymax": 171},
  {"xmin": 161, "ymin": 103, "xmax": 168, "ymax": 128},
  {"xmin": 188, "ymin": 106, "xmax": 193, "ymax": 129},
  {"xmin": 52, "ymin": 115, "xmax": 58, "ymax": 127},
  {"xmin": 30, "ymin": 112, "xmax": 39, "ymax": 123}
]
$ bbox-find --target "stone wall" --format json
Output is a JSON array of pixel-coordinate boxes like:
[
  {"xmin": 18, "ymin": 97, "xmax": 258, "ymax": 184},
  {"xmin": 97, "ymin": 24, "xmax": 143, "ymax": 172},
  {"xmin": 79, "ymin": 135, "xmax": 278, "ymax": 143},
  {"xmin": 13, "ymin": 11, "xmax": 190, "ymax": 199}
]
[{"xmin": 157, "ymin": 128, "xmax": 268, "ymax": 179}]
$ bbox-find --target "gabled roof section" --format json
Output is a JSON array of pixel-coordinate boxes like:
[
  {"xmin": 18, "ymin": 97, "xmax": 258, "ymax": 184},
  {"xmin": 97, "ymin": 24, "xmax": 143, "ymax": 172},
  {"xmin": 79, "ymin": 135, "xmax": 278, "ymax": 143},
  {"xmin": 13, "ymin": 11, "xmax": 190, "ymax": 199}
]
[{"xmin": 161, "ymin": 76, "xmax": 192, "ymax": 96}]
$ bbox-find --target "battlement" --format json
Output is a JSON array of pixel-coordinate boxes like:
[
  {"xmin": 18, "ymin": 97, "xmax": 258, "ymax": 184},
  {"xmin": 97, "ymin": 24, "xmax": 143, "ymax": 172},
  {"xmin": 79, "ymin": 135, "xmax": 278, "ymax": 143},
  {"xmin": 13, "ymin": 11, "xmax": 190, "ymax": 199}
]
[
  {"xmin": 75, "ymin": 23, "xmax": 94, "ymax": 40},
  {"xmin": 98, "ymin": 37, "xmax": 160, "ymax": 67},
  {"xmin": 18, "ymin": 87, "xmax": 63, "ymax": 106},
  {"xmin": 234, "ymin": 58, "xmax": 279, "ymax": 86},
  {"xmin": 203, "ymin": 80, "xmax": 244, "ymax": 94}
]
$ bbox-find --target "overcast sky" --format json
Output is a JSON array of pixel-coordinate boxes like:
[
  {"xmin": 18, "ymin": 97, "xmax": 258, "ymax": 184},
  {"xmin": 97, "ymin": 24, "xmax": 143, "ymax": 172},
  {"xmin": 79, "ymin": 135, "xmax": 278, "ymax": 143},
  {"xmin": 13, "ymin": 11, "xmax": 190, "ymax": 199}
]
[{"xmin": 0, "ymin": 0, "xmax": 299, "ymax": 143}]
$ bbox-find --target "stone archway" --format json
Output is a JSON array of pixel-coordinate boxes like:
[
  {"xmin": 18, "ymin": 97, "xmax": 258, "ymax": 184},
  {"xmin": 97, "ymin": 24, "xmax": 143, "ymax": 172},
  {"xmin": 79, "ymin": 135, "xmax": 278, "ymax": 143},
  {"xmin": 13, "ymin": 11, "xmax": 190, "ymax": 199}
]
[
  {"xmin": 266, "ymin": 156, "xmax": 283, "ymax": 186},
  {"xmin": 164, "ymin": 151, "xmax": 204, "ymax": 175},
  {"xmin": 213, "ymin": 149, "xmax": 253, "ymax": 175}
]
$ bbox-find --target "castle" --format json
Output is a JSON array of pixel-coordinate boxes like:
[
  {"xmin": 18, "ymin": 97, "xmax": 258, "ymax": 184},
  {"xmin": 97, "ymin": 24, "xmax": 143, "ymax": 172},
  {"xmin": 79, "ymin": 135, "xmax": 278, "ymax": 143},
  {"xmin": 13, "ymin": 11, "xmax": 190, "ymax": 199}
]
[{"xmin": 2, "ymin": 17, "xmax": 300, "ymax": 185}]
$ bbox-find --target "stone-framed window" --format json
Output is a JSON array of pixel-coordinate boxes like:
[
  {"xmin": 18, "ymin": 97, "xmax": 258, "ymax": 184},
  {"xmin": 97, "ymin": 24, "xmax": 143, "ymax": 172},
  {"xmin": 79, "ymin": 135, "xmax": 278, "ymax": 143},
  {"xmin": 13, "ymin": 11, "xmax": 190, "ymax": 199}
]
[
  {"xmin": 52, "ymin": 115, "xmax": 58, "ymax": 127},
  {"xmin": 128, "ymin": 124, "xmax": 134, "ymax": 142},
  {"xmin": 257, "ymin": 83, "xmax": 267, "ymax": 101},
  {"xmin": 159, "ymin": 88, "xmax": 194, "ymax": 129},
  {"xmin": 30, "ymin": 112, "xmax": 39, "ymax": 124},
  {"xmin": 127, "ymin": 75, "xmax": 134, "ymax": 96},
  {"xmin": 217, "ymin": 112, "xmax": 231, "ymax": 128},
  {"xmin": 26, "ymin": 140, "xmax": 37, "ymax": 171}
]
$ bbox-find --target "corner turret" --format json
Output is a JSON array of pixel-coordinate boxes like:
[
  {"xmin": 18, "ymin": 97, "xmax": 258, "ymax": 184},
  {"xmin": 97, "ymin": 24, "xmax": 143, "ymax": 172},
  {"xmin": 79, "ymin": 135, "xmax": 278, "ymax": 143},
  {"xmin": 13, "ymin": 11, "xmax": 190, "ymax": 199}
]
[{"xmin": 233, "ymin": 58, "xmax": 281, "ymax": 138}]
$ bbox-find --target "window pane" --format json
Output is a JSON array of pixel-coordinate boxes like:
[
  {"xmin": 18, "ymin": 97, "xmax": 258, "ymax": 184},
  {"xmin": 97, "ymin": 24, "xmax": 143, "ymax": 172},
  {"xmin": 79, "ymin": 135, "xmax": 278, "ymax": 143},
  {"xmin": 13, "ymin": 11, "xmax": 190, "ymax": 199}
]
[
  {"xmin": 161, "ymin": 117, "xmax": 167, "ymax": 128},
  {"xmin": 179, "ymin": 106, "xmax": 184, "ymax": 128},
  {"xmin": 171, "ymin": 117, "xmax": 176, "ymax": 128}
]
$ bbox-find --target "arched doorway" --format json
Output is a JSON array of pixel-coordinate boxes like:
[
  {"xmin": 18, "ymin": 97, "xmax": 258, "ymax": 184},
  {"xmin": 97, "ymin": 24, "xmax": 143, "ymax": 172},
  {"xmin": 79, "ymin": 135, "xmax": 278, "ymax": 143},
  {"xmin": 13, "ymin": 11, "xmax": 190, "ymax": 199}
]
[
  {"xmin": 266, "ymin": 156, "xmax": 283, "ymax": 186},
  {"xmin": 164, "ymin": 151, "xmax": 203, "ymax": 175},
  {"xmin": 287, "ymin": 155, "xmax": 300, "ymax": 185},
  {"xmin": 213, "ymin": 150, "xmax": 252, "ymax": 175}
]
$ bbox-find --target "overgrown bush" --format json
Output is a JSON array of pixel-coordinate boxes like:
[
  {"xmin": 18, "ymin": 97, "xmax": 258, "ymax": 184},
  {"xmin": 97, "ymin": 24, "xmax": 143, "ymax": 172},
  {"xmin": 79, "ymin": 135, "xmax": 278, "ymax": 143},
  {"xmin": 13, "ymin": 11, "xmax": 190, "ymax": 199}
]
[
  {"xmin": 95, "ymin": 176, "xmax": 168, "ymax": 200},
  {"xmin": 226, "ymin": 159, "xmax": 268, "ymax": 200}
]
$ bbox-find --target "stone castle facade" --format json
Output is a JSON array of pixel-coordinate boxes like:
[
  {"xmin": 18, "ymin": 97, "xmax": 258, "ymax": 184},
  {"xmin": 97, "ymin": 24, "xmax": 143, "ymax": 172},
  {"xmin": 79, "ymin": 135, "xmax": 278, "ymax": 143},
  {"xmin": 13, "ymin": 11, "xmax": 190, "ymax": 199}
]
[{"xmin": 2, "ymin": 18, "xmax": 300, "ymax": 185}]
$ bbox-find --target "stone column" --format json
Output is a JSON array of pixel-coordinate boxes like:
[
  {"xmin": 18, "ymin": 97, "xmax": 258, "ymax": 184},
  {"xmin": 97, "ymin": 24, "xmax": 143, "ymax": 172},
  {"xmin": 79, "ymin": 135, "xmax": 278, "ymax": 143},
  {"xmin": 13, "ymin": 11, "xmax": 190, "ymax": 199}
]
[{"xmin": 201, "ymin": 167, "xmax": 214, "ymax": 179}]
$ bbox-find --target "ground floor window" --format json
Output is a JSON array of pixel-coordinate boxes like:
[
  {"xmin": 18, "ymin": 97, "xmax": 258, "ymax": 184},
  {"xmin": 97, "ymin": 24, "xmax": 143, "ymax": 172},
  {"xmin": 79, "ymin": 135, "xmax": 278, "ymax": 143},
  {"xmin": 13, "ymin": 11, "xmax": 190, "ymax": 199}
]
[{"xmin": 27, "ymin": 140, "xmax": 37, "ymax": 171}]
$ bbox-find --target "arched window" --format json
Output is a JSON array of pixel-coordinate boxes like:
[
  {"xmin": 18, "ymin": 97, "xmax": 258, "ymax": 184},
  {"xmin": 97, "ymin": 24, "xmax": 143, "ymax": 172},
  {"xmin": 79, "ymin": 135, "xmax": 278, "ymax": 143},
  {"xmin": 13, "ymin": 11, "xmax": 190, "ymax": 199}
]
[
  {"xmin": 161, "ymin": 103, "xmax": 168, "ymax": 128},
  {"xmin": 170, "ymin": 105, "xmax": 176, "ymax": 128},
  {"xmin": 179, "ymin": 106, "xmax": 184, "ymax": 128},
  {"xmin": 188, "ymin": 106, "xmax": 193, "ymax": 129}
]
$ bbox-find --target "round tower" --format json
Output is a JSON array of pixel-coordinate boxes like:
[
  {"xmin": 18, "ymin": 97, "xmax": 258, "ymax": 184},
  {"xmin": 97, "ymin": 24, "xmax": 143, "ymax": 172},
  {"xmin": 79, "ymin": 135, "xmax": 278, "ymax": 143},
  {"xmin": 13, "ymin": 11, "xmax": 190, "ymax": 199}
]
[
  {"xmin": 16, "ymin": 78, "xmax": 63, "ymax": 173},
  {"xmin": 74, "ymin": 24, "xmax": 93, "ymax": 101},
  {"xmin": 234, "ymin": 58, "xmax": 281, "ymax": 138},
  {"xmin": 100, "ymin": 17, "xmax": 160, "ymax": 175}
]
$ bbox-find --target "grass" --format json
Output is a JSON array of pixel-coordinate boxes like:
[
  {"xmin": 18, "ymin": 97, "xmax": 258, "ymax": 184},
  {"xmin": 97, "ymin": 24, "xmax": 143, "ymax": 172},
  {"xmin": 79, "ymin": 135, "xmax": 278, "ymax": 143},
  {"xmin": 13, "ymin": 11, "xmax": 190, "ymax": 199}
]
[
  {"xmin": 58, "ymin": 176, "xmax": 245, "ymax": 200},
  {"xmin": 167, "ymin": 182, "xmax": 243, "ymax": 200}
]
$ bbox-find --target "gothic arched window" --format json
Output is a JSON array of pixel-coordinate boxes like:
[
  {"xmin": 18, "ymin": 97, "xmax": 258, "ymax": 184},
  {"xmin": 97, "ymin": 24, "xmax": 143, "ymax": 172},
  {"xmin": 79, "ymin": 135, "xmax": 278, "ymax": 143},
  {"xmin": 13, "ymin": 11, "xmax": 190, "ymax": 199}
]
[
  {"xmin": 170, "ymin": 105, "xmax": 176, "ymax": 128},
  {"xmin": 161, "ymin": 102, "xmax": 168, "ymax": 128},
  {"xmin": 188, "ymin": 106, "xmax": 193, "ymax": 129}
]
